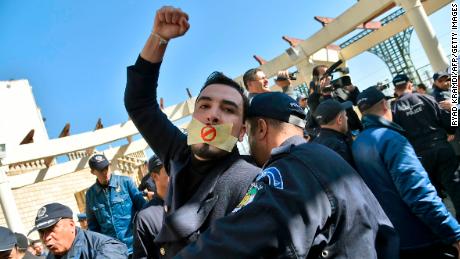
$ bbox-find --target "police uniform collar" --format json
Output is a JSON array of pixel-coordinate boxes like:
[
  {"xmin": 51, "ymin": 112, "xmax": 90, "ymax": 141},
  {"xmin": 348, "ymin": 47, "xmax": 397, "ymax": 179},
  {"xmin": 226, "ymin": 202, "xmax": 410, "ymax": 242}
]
[
  {"xmin": 270, "ymin": 136, "xmax": 306, "ymax": 156},
  {"xmin": 319, "ymin": 128, "xmax": 347, "ymax": 138},
  {"xmin": 398, "ymin": 92, "xmax": 414, "ymax": 99},
  {"xmin": 362, "ymin": 115, "xmax": 405, "ymax": 134}
]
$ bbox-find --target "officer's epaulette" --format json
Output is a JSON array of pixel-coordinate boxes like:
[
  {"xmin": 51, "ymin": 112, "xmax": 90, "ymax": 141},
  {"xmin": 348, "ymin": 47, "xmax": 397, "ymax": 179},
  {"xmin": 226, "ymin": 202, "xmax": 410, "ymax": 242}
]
[{"xmin": 270, "ymin": 143, "xmax": 294, "ymax": 157}]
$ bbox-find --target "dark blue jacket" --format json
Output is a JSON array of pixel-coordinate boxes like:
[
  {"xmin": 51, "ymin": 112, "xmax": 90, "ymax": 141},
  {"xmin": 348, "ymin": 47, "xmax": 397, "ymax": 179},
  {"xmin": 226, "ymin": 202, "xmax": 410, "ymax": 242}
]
[
  {"xmin": 176, "ymin": 136, "xmax": 398, "ymax": 258},
  {"xmin": 392, "ymin": 92, "xmax": 455, "ymax": 151},
  {"xmin": 46, "ymin": 227, "xmax": 128, "ymax": 259},
  {"xmin": 312, "ymin": 128, "xmax": 355, "ymax": 168},
  {"xmin": 133, "ymin": 196, "xmax": 164, "ymax": 259},
  {"xmin": 85, "ymin": 174, "xmax": 146, "ymax": 254},
  {"xmin": 432, "ymin": 85, "xmax": 451, "ymax": 102},
  {"xmin": 352, "ymin": 115, "xmax": 460, "ymax": 249}
]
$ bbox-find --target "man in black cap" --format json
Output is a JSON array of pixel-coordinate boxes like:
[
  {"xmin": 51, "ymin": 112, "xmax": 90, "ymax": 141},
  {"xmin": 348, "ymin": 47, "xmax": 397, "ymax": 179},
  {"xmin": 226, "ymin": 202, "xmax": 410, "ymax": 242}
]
[
  {"xmin": 133, "ymin": 155, "xmax": 169, "ymax": 259},
  {"xmin": 85, "ymin": 154, "xmax": 146, "ymax": 257},
  {"xmin": 391, "ymin": 74, "xmax": 460, "ymax": 220},
  {"xmin": 0, "ymin": 226, "xmax": 20, "ymax": 259},
  {"xmin": 176, "ymin": 92, "xmax": 398, "ymax": 258},
  {"xmin": 76, "ymin": 213, "xmax": 87, "ymax": 230},
  {"xmin": 138, "ymin": 156, "xmax": 163, "ymax": 200},
  {"xmin": 312, "ymin": 99, "xmax": 355, "ymax": 167},
  {"xmin": 0, "ymin": 227, "xmax": 39, "ymax": 259},
  {"xmin": 13, "ymin": 233, "xmax": 39, "ymax": 259},
  {"xmin": 353, "ymin": 87, "xmax": 460, "ymax": 258},
  {"xmin": 28, "ymin": 203, "xmax": 128, "ymax": 258},
  {"xmin": 432, "ymin": 70, "xmax": 452, "ymax": 103}
]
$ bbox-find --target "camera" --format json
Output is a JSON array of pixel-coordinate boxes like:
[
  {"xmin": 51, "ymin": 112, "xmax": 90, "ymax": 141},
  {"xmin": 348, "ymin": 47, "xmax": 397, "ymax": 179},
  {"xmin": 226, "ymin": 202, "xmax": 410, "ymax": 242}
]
[
  {"xmin": 321, "ymin": 60, "xmax": 352, "ymax": 92},
  {"xmin": 323, "ymin": 75, "xmax": 352, "ymax": 92},
  {"xmin": 275, "ymin": 71, "xmax": 298, "ymax": 81},
  {"xmin": 372, "ymin": 80, "xmax": 390, "ymax": 92}
]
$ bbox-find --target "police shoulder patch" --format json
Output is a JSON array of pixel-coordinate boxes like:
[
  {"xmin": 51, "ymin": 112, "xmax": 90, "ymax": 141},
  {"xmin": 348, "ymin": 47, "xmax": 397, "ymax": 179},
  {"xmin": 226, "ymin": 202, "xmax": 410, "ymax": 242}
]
[
  {"xmin": 232, "ymin": 182, "xmax": 263, "ymax": 213},
  {"xmin": 255, "ymin": 167, "xmax": 284, "ymax": 190}
]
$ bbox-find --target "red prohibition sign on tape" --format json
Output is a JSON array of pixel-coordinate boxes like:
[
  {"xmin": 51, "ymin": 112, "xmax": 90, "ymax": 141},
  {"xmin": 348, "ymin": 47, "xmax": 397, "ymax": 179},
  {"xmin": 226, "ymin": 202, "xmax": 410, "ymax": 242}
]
[{"xmin": 201, "ymin": 125, "xmax": 217, "ymax": 142}]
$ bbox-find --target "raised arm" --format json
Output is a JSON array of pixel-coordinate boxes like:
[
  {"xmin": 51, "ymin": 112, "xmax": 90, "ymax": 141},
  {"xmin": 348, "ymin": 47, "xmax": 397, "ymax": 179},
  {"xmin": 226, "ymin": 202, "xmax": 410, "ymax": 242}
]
[{"xmin": 124, "ymin": 6, "xmax": 190, "ymax": 166}]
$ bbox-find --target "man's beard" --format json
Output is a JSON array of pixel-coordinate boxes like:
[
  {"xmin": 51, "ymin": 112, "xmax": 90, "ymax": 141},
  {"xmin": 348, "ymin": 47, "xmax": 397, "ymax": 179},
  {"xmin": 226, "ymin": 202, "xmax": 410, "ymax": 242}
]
[{"xmin": 191, "ymin": 143, "xmax": 229, "ymax": 160}]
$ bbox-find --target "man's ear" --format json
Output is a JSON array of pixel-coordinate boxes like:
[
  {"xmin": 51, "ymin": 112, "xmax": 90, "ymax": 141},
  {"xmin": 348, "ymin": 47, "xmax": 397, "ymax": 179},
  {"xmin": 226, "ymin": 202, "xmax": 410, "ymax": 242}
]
[
  {"xmin": 256, "ymin": 118, "xmax": 268, "ymax": 141},
  {"xmin": 381, "ymin": 99, "xmax": 389, "ymax": 112},
  {"xmin": 68, "ymin": 219, "xmax": 75, "ymax": 229},
  {"xmin": 238, "ymin": 123, "xmax": 246, "ymax": 142},
  {"xmin": 152, "ymin": 172, "xmax": 159, "ymax": 183}
]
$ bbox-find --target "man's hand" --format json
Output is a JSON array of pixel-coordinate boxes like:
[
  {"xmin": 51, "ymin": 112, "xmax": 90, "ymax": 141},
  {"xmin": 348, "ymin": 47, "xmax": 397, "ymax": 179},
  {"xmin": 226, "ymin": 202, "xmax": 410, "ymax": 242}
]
[
  {"xmin": 153, "ymin": 6, "xmax": 190, "ymax": 41},
  {"xmin": 345, "ymin": 84, "xmax": 356, "ymax": 92},
  {"xmin": 440, "ymin": 100, "xmax": 453, "ymax": 111},
  {"xmin": 141, "ymin": 6, "xmax": 190, "ymax": 63},
  {"xmin": 275, "ymin": 70, "xmax": 291, "ymax": 88}
]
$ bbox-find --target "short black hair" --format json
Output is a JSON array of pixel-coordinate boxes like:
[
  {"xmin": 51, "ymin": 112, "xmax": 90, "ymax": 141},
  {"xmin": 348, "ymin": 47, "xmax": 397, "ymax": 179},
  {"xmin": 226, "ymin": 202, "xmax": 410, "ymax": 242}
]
[
  {"xmin": 417, "ymin": 83, "xmax": 427, "ymax": 90},
  {"xmin": 242, "ymin": 68, "xmax": 263, "ymax": 89},
  {"xmin": 199, "ymin": 71, "xmax": 249, "ymax": 121}
]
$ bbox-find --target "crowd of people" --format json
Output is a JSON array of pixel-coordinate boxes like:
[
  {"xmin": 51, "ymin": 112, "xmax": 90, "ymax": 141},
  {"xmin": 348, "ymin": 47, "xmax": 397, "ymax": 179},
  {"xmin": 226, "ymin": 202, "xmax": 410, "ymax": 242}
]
[{"xmin": 1, "ymin": 5, "xmax": 459, "ymax": 259}]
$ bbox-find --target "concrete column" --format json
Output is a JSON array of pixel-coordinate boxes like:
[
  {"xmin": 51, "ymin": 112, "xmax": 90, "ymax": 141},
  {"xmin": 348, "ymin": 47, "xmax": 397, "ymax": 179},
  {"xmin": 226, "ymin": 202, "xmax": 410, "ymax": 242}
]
[
  {"xmin": 296, "ymin": 60, "xmax": 314, "ymax": 86},
  {"xmin": 0, "ymin": 165, "xmax": 24, "ymax": 233},
  {"xmin": 395, "ymin": 0, "xmax": 449, "ymax": 72}
]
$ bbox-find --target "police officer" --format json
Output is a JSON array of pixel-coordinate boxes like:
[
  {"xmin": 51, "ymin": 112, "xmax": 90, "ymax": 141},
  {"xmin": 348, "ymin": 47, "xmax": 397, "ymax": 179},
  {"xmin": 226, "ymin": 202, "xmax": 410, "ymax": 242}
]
[
  {"xmin": 133, "ymin": 155, "xmax": 169, "ymax": 259},
  {"xmin": 176, "ymin": 92, "xmax": 398, "ymax": 258},
  {"xmin": 432, "ymin": 70, "xmax": 451, "ymax": 103},
  {"xmin": 313, "ymin": 99, "xmax": 355, "ymax": 167},
  {"xmin": 14, "ymin": 233, "xmax": 40, "ymax": 259},
  {"xmin": 29, "ymin": 203, "xmax": 128, "ymax": 258},
  {"xmin": 85, "ymin": 154, "xmax": 146, "ymax": 256},
  {"xmin": 391, "ymin": 74, "xmax": 460, "ymax": 220},
  {"xmin": 0, "ymin": 226, "xmax": 21, "ymax": 259}
]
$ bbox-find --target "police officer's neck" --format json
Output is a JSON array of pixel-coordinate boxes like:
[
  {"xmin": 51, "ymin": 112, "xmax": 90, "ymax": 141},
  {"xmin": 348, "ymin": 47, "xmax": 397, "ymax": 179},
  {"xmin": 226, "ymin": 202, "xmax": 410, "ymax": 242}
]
[
  {"xmin": 320, "ymin": 125, "xmax": 347, "ymax": 135},
  {"xmin": 268, "ymin": 128, "xmax": 304, "ymax": 152}
]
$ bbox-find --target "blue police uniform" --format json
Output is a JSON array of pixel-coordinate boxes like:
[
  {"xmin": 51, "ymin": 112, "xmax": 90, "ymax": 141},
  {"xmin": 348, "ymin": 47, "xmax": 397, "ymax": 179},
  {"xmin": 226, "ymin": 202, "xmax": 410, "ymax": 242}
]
[
  {"xmin": 133, "ymin": 196, "xmax": 164, "ymax": 259},
  {"xmin": 353, "ymin": 114, "xmax": 460, "ymax": 256},
  {"xmin": 176, "ymin": 92, "xmax": 398, "ymax": 258},
  {"xmin": 392, "ymin": 91, "xmax": 460, "ymax": 219},
  {"xmin": 46, "ymin": 227, "xmax": 128, "ymax": 259},
  {"xmin": 85, "ymin": 174, "xmax": 146, "ymax": 255},
  {"xmin": 176, "ymin": 136, "xmax": 398, "ymax": 258}
]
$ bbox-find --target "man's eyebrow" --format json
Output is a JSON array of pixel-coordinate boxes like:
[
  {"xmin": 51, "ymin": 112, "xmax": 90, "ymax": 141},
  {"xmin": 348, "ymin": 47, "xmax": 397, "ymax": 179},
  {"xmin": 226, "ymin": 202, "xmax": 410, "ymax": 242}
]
[
  {"xmin": 196, "ymin": 95, "xmax": 240, "ymax": 110},
  {"xmin": 196, "ymin": 96, "xmax": 212, "ymax": 102},
  {"xmin": 222, "ymin": 100, "xmax": 238, "ymax": 109}
]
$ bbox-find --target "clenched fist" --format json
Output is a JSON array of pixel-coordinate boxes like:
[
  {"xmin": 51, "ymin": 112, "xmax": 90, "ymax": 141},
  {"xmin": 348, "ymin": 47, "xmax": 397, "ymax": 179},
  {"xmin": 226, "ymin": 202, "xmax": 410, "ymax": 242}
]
[{"xmin": 153, "ymin": 6, "xmax": 190, "ymax": 41}]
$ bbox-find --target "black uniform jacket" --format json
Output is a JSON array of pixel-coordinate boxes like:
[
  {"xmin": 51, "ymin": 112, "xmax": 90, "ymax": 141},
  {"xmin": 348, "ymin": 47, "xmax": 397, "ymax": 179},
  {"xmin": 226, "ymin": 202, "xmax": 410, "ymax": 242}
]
[
  {"xmin": 392, "ymin": 92, "xmax": 456, "ymax": 150},
  {"xmin": 176, "ymin": 136, "xmax": 399, "ymax": 259},
  {"xmin": 124, "ymin": 57, "xmax": 260, "ymax": 258},
  {"xmin": 133, "ymin": 196, "xmax": 164, "ymax": 259},
  {"xmin": 313, "ymin": 128, "xmax": 355, "ymax": 168}
]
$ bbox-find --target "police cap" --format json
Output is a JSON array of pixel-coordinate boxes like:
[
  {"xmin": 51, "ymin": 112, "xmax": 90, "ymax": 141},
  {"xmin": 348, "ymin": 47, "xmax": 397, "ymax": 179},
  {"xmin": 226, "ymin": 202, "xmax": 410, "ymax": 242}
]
[{"xmin": 248, "ymin": 92, "xmax": 306, "ymax": 128}]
